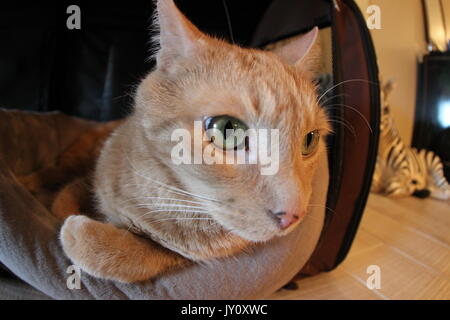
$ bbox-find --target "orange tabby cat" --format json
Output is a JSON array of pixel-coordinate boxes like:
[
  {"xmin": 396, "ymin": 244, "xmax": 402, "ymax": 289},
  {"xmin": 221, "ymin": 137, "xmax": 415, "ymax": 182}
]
[{"xmin": 29, "ymin": 0, "xmax": 330, "ymax": 283}]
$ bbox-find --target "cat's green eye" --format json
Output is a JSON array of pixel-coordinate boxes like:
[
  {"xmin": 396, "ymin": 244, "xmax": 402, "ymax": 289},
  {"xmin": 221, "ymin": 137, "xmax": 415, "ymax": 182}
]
[
  {"xmin": 302, "ymin": 130, "xmax": 320, "ymax": 156},
  {"xmin": 205, "ymin": 115, "xmax": 249, "ymax": 150}
]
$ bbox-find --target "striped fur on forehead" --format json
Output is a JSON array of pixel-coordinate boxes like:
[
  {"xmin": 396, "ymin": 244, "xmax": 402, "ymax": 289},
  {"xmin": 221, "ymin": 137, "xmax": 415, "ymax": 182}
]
[{"xmin": 187, "ymin": 47, "xmax": 321, "ymax": 120}]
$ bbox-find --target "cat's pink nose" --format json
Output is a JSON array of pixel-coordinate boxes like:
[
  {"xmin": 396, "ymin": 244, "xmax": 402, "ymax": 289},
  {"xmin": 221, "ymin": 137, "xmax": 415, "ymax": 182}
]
[{"xmin": 269, "ymin": 210, "xmax": 300, "ymax": 230}]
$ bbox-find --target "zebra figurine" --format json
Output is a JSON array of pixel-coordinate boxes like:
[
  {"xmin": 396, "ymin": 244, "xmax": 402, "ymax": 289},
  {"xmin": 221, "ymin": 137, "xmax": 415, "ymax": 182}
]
[{"xmin": 371, "ymin": 80, "xmax": 450, "ymax": 201}]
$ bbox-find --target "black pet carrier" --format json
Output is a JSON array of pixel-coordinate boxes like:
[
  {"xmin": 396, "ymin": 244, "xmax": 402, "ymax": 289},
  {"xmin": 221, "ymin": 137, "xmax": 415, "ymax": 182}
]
[{"xmin": 0, "ymin": 0, "xmax": 380, "ymax": 296}]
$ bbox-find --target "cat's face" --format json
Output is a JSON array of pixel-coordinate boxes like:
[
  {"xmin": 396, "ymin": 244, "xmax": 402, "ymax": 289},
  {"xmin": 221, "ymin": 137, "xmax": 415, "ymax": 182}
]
[{"xmin": 132, "ymin": 0, "xmax": 329, "ymax": 242}]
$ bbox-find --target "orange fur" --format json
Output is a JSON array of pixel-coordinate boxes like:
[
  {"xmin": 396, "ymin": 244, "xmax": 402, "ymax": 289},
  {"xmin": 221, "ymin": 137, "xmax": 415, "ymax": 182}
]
[{"xmin": 60, "ymin": 215, "xmax": 187, "ymax": 282}]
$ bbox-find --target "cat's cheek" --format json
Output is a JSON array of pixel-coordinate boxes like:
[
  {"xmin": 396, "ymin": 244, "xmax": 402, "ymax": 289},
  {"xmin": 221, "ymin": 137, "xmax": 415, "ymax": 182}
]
[
  {"xmin": 233, "ymin": 231, "xmax": 277, "ymax": 243},
  {"xmin": 213, "ymin": 216, "xmax": 275, "ymax": 243},
  {"xmin": 236, "ymin": 222, "xmax": 282, "ymax": 243},
  {"xmin": 303, "ymin": 151, "xmax": 322, "ymax": 175}
]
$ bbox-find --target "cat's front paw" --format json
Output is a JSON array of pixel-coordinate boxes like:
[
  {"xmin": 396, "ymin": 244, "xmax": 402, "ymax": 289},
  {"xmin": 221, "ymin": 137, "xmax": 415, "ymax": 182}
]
[
  {"xmin": 60, "ymin": 215, "xmax": 108, "ymax": 280},
  {"xmin": 60, "ymin": 215, "xmax": 178, "ymax": 283},
  {"xmin": 60, "ymin": 215, "xmax": 135, "ymax": 282}
]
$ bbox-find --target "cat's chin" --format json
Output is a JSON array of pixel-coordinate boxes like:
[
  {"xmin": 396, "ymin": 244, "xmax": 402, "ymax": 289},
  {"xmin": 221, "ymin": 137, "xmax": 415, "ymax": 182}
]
[
  {"xmin": 232, "ymin": 221, "xmax": 302, "ymax": 243},
  {"xmin": 276, "ymin": 220, "xmax": 302, "ymax": 237}
]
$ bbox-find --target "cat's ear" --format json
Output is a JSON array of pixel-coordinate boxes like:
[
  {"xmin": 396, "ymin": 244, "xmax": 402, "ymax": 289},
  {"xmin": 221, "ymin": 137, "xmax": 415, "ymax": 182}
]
[
  {"xmin": 271, "ymin": 27, "xmax": 320, "ymax": 72},
  {"xmin": 154, "ymin": 0, "xmax": 206, "ymax": 70}
]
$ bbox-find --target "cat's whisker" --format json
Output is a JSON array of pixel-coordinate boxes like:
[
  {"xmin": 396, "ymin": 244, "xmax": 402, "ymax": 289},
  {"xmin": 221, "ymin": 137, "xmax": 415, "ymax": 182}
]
[
  {"xmin": 307, "ymin": 204, "xmax": 337, "ymax": 215},
  {"xmin": 221, "ymin": 0, "xmax": 235, "ymax": 44},
  {"xmin": 149, "ymin": 217, "xmax": 216, "ymax": 224},
  {"xmin": 319, "ymin": 93, "xmax": 349, "ymax": 105},
  {"xmin": 124, "ymin": 156, "xmax": 223, "ymax": 204},
  {"xmin": 326, "ymin": 114, "xmax": 354, "ymax": 126},
  {"xmin": 120, "ymin": 197, "xmax": 215, "ymax": 233},
  {"xmin": 111, "ymin": 91, "xmax": 134, "ymax": 101},
  {"xmin": 163, "ymin": 188, "xmax": 220, "ymax": 204},
  {"xmin": 146, "ymin": 209, "xmax": 210, "ymax": 214},
  {"xmin": 120, "ymin": 196, "xmax": 205, "ymax": 206},
  {"xmin": 120, "ymin": 182, "xmax": 209, "ymax": 204},
  {"xmin": 318, "ymin": 78, "xmax": 378, "ymax": 104},
  {"xmin": 302, "ymin": 214, "xmax": 325, "ymax": 224},
  {"xmin": 318, "ymin": 79, "xmax": 379, "ymax": 135},
  {"xmin": 118, "ymin": 184, "xmax": 223, "ymax": 221},
  {"xmin": 132, "ymin": 204, "xmax": 209, "ymax": 213},
  {"xmin": 327, "ymin": 119, "xmax": 357, "ymax": 137},
  {"xmin": 120, "ymin": 198, "xmax": 208, "ymax": 209},
  {"xmin": 134, "ymin": 203, "xmax": 206, "ymax": 209},
  {"xmin": 327, "ymin": 116, "xmax": 356, "ymax": 134},
  {"xmin": 324, "ymin": 103, "xmax": 372, "ymax": 133},
  {"xmin": 134, "ymin": 207, "xmax": 211, "ymax": 220},
  {"xmin": 130, "ymin": 207, "xmax": 210, "ymax": 217}
]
